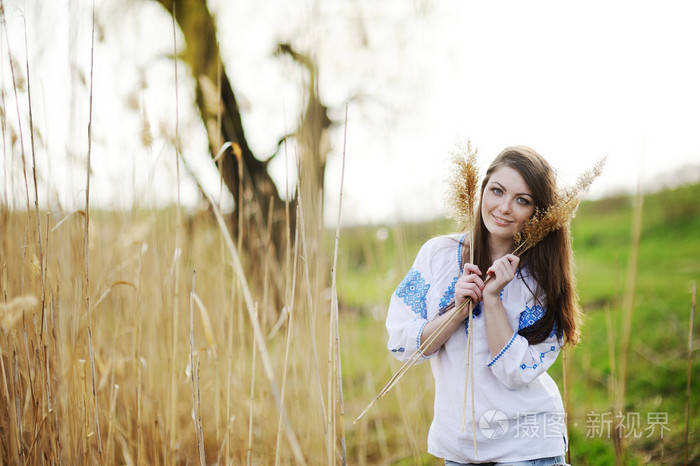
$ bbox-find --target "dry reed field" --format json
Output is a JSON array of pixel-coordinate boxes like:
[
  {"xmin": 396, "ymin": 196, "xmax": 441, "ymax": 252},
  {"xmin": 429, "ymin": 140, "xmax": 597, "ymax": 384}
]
[
  {"xmin": 0, "ymin": 0, "xmax": 359, "ymax": 461},
  {"xmin": 0, "ymin": 198, "xmax": 360, "ymax": 464}
]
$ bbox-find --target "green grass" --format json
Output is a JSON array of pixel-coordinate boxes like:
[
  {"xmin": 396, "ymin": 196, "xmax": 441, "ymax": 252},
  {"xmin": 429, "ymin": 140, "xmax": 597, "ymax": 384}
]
[{"xmin": 338, "ymin": 182, "xmax": 700, "ymax": 464}]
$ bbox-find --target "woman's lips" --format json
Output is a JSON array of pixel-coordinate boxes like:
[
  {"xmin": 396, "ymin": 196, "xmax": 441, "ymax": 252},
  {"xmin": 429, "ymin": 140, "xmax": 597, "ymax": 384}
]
[{"xmin": 491, "ymin": 214, "xmax": 513, "ymax": 226}]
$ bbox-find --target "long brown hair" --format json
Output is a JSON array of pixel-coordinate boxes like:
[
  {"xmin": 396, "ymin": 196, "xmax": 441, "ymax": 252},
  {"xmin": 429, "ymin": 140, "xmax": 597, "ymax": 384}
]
[{"xmin": 469, "ymin": 146, "xmax": 582, "ymax": 346}]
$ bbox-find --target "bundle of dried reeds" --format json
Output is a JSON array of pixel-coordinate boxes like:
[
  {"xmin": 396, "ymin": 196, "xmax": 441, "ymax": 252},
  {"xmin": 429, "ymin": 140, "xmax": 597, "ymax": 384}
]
[{"xmin": 446, "ymin": 140, "xmax": 481, "ymax": 455}]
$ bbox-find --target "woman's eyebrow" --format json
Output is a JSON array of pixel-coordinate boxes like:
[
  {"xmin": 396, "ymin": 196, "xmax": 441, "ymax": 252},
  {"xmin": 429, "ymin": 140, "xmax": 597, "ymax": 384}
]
[{"xmin": 490, "ymin": 180, "xmax": 532, "ymax": 198}]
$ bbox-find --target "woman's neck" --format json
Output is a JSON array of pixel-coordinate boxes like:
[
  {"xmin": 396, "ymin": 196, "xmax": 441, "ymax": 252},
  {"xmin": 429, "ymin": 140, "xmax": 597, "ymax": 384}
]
[{"xmin": 488, "ymin": 236, "xmax": 515, "ymax": 263}]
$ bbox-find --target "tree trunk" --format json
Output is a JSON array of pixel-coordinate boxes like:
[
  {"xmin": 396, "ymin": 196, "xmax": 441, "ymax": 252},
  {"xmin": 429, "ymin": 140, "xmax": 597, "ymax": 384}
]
[
  {"xmin": 276, "ymin": 43, "xmax": 331, "ymax": 237},
  {"xmin": 154, "ymin": 0, "xmax": 290, "ymax": 250},
  {"xmin": 153, "ymin": 1, "xmax": 333, "ymax": 321}
]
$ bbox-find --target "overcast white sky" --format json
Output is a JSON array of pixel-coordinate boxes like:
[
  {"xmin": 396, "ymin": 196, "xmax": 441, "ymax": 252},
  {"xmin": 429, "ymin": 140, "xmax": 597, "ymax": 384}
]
[{"xmin": 2, "ymin": 0, "xmax": 699, "ymax": 225}]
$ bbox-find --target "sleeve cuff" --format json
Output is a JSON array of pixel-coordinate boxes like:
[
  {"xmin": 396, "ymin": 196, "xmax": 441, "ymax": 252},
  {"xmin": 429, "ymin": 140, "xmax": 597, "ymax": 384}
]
[
  {"xmin": 487, "ymin": 332, "xmax": 518, "ymax": 367},
  {"xmin": 416, "ymin": 320, "xmax": 433, "ymax": 359}
]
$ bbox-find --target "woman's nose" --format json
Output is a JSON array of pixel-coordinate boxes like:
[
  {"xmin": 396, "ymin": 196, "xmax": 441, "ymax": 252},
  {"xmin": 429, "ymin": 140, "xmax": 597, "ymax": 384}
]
[{"xmin": 499, "ymin": 197, "xmax": 512, "ymax": 213}]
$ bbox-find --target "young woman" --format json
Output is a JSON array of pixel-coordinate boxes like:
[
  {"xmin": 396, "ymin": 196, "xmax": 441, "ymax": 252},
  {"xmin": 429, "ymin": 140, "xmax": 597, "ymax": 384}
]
[{"xmin": 386, "ymin": 146, "xmax": 580, "ymax": 465}]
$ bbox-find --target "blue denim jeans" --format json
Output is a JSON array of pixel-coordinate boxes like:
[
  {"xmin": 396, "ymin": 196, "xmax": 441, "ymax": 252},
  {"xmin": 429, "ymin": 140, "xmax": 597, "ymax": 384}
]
[{"xmin": 445, "ymin": 455, "xmax": 567, "ymax": 466}]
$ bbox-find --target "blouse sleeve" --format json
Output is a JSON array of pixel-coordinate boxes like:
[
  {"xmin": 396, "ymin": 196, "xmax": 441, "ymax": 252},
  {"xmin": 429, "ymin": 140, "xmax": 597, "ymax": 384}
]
[
  {"xmin": 485, "ymin": 284, "xmax": 563, "ymax": 390},
  {"xmin": 385, "ymin": 240, "xmax": 437, "ymax": 364}
]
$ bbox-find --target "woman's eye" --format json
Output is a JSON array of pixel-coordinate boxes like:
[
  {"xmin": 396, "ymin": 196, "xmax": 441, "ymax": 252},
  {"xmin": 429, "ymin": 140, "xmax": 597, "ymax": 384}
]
[
  {"xmin": 492, "ymin": 187, "xmax": 503, "ymax": 195},
  {"xmin": 516, "ymin": 197, "xmax": 530, "ymax": 206}
]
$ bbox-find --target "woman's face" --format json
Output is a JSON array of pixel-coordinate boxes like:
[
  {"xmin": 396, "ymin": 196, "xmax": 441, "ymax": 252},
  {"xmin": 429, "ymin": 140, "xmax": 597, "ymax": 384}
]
[{"xmin": 481, "ymin": 165, "xmax": 536, "ymax": 245}]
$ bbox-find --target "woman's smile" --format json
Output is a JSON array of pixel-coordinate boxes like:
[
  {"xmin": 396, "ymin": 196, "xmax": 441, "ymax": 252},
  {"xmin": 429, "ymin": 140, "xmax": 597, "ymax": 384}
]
[{"xmin": 491, "ymin": 213, "xmax": 514, "ymax": 226}]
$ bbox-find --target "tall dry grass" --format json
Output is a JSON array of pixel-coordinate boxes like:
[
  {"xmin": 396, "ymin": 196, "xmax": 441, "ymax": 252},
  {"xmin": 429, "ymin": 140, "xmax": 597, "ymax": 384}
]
[
  {"xmin": 0, "ymin": 3, "xmax": 361, "ymax": 462},
  {"xmin": 0, "ymin": 9, "xmax": 346, "ymax": 459},
  {"xmin": 0, "ymin": 188, "xmax": 349, "ymax": 464}
]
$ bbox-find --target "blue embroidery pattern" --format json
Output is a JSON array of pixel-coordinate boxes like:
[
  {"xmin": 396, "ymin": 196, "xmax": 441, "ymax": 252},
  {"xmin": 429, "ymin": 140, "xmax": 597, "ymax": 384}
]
[
  {"xmin": 456, "ymin": 236, "xmax": 464, "ymax": 273},
  {"xmin": 417, "ymin": 321, "xmax": 429, "ymax": 356},
  {"xmin": 463, "ymin": 302, "xmax": 483, "ymax": 335},
  {"xmin": 520, "ymin": 346, "xmax": 557, "ymax": 370},
  {"xmin": 549, "ymin": 323, "xmax": 560, "ymax": 339},
  {"xmin": 519, "ymin": 304, "xmax": 544, "ymax": 328},
  {"xmin": 519, "ymin": 303, "xmax": 560, "ymax": 338},
  {"xmin": 395, "ymin": 268, "xmax": 430, "ymax": 319},
  {"xmin": 438, "ymin": 236, "xmax": 466, "ymax": 312},
  {"xmin": 391, "ymin": 322, "xmax": 429, "ymax": 355},
  {"xmin": 439, "ymin": 276, "xmax": 458, "ymax": 310},
  {"xmin": 487, "ymin": 333, "xmax": 517, "ymax": 367}
]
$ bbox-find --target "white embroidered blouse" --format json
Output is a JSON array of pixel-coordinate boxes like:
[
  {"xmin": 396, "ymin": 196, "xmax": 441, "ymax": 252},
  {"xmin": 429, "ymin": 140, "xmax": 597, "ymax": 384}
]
[{"xmin": 386, "ymin": 234, "xmax": 568, "ymax": 463}]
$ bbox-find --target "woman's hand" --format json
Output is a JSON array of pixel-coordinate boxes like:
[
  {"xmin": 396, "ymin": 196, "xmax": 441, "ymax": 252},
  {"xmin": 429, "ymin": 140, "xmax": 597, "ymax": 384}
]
[
  {"xmin": 454, "ymin": 263, "xmax": 484, "ymax": 315},
  {"xmin": 420, "ymin": 262, "xmax": 484, "ymax": 356},
  {"xmin": 484, "ymin": 254, "xmax": 519, "ymax": 300}
]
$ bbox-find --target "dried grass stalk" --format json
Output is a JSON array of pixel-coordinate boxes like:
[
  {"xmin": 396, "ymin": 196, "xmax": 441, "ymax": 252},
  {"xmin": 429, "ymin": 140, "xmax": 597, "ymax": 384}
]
[
  {"xmin": 84, "ymin": 1, "xmax": 102, "ymax": 455},
  {"xmin": 327, "ymin": 103, "xmax": 350, "ymax": 465},
  {"xmin": 613, "ymin": 173, "xmax": 641, "ymax": 465},
  {"xmin": 462, "ymin": 247, "xmax": 478, "ymax": 457},
  {"xmin": 190, "ymin": 272, "xmax": 206, "ymax": 466},
  {"xmin": 191, "ymin": 292, "xmax": 218, "ymax": 353},
  {"xmin": 247, "ymin": 307, "xmax": 259, "ymax": 466},
  {"xmin": 169, "ymin": 5, "xmax": 184, "ymax": 453},
  {"xmin": 446, "ymin": 140, "xmax": 480, "ymax": 231},
  {"xmin": 685, "ymin": 283, "xmax": 696, "ymax": 466},
  {"xmin": 275, "ymin": 203, "xmax": 301, "ymax": 466}
]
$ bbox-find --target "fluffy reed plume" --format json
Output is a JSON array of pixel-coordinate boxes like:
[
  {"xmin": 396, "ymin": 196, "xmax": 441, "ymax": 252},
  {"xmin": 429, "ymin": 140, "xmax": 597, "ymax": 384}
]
[
  {"xmin": 356, "ymin": 155, "xmax": 606, "ymax": 424},
  {"xmin": 514, "ymin": 156, "xmax": 607, "ymax": 254},
  {"xmin": 0, "ymin": 295, "xmax": 38, "ymax": 330},
  {"xmin": 446, "ymin": 140, "xmax": 480, "ymax": 231}
]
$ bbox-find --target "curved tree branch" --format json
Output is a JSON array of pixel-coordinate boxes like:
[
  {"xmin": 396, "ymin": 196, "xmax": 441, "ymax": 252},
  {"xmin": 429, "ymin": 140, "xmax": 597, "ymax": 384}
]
[{"xmin": 154, "ymin": 0, "xmax": 289, "ymax": 244}]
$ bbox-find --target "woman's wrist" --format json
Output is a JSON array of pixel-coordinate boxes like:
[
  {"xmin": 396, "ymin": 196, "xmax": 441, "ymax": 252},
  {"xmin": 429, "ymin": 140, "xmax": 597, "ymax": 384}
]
[
  {"xmin": 482, "ymin": 290, "xmax": 501, "ymax": 305},
  {"xmin": 456, "ymin": 299, "xmax": 475, "ymax": 318},
  {"xmin": 421, "ymin": 304, "xmax": 466, "ymax": 355}
]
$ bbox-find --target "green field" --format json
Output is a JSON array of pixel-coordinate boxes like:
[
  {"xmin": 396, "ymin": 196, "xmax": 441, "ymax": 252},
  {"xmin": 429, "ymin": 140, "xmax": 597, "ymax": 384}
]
[{"xmin": 337, "ymin": 182, "xmax": 700, "ymax": 465}]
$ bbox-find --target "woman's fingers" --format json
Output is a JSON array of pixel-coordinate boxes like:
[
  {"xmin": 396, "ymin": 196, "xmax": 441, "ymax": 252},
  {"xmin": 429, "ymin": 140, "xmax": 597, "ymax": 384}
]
[
  {"xmin": 462, "ymin": 263, "xmax": 482, "ymax": 277},
  {"xmin": 485, "ymin": 254, "xmax": 520, "ymax": 293},
  {"xmin": 455, "ymin": 272, "xmax": 484, "ymax": 308},
  {"xmin": 457, "ymin": 281, "xmax": 482, "ymax": 301},
  {"xmin": 487, "ymin": 255, "xmax": 519, "ymax": 276}
]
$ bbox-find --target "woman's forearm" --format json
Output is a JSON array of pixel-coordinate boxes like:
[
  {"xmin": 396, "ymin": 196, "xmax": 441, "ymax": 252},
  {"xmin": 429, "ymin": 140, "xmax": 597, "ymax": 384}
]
[
  {"xmin": 483, "ymin": 294, "xmax": 516, "ymax": 357},
  {"xmin": 419, "ymin": 304, "xmax": 469, "ymax": 356}
]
